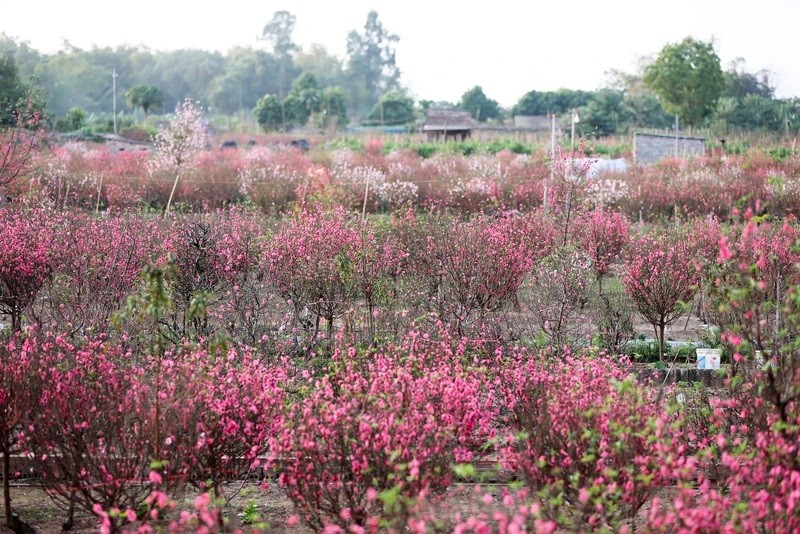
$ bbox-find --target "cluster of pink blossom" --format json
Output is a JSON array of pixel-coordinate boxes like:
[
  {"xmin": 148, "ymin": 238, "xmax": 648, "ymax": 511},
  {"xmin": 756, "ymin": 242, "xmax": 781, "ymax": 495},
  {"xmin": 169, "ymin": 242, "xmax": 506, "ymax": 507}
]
[{"xmin": 1, "ymin": 194, "xmax": 800, "ymax": 531}]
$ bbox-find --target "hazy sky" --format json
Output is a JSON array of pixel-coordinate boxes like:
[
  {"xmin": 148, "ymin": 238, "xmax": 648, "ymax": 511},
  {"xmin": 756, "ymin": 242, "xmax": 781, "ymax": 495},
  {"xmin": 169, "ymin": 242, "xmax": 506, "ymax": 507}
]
[{"xmin": 3, "ymin": 0, "xmax": 797, "ymax": 107}]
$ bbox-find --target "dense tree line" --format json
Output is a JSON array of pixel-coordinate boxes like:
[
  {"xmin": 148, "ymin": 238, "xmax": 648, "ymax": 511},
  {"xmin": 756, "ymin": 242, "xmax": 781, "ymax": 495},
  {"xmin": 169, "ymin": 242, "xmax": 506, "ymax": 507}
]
[
  {"xmin": 0, "ymin": 10, "xmax": 404, "ymax": 131},
  {"xmin": 1, "ymin": 26, "xmax": 798, "ymax": 135}
]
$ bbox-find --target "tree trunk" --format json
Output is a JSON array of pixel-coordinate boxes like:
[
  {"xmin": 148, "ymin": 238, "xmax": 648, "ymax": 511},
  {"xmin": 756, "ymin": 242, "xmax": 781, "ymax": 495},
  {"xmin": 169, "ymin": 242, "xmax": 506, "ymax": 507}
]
[
  {"xmin": 11, "ymin": 306, "xmax": 21, "ymax": 334},
  {"xmin": 164, "ymin": 171, "xmax": 181, "ymax": 217},
  {"xmin": 3, "ymin": 438, "xmax": 12, "ymax": 528}
]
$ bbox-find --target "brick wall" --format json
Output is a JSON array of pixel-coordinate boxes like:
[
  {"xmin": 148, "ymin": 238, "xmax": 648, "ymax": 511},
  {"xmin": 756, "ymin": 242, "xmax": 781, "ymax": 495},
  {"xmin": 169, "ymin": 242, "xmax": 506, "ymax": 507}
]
[{"xmin": 634, "ymin": 132, "xmax": 706, "ymax": 165}]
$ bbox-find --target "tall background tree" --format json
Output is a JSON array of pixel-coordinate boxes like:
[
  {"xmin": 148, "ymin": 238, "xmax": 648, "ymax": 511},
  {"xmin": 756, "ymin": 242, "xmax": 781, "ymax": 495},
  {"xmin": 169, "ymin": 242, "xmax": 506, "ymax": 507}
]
[
  {"xmin": 511, "ymin": 89, "xmax": 593, "ymax": 117},
  {"xmin": 644, "ymin": 37, "xmax": 725, "ymax": 129},
  {"xmin": 0, "ymin": 56, "xmax": 25, "ymax": 126},
  {"xmin": 208, "ymin": 47, "xmax": 278, "ymax": 116},
  {"xmin": 262, "ymin": 10, "xmax": 300, "ymax": 102},
  {"xmin": 578, "ymin": 89, "xmax": 629, "ymax": 136},
  {"xmin": 2, "ymin": 27, "xmax": 796, "ymax": 136},
  {"xmin": 295, "ymin": 44, "xmax": 345, "ymax": 89},
  {"xmin": 125, "ymin": 84, "xmax": 164, "ymax": 121},
  {"xmin": 344, "ymin": 11, "xmax": 401, "ymax": 119},
  {"xmin": 321, "ymin": 86, "xmax": 348, "ymax": 130},
  {"xmin": 458, "ymin": 86, "xmax": 501, "ymax": 122},
  {"xmin": 367, "ymin": 90, "xmax": 414, "ymax": 126},
  {"xmin": 714, "ymin": 58, "xmax": 786, "ymax": 133},
  {"xmin": 603, "ymin": 63, "xmax": 674, "ymax": 130},
  {"xmin": 284, "ymin": 72, "xmax": 321, "ymax": 127}
]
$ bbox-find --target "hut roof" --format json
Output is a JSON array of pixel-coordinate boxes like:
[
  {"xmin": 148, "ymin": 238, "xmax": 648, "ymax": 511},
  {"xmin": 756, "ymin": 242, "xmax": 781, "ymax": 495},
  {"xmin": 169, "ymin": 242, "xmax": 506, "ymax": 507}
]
[{"xmin": 422, "ymin": 109, "xmax": 474, "ymax": 131}]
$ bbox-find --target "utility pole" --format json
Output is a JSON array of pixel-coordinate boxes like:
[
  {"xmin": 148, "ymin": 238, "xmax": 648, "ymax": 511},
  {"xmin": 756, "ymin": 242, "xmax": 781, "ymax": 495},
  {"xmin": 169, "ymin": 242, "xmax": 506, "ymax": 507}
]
[
  {"xmin": 674, "ymin": 114, "xmax": 679, "ymax": 158},
  {"xmin": 571, "ymin": 110, "xmax": 579, "ymax": 152},
  {"xmin": 545, "ymin": 113, "xmax": 555, "ymax": 213},
  {"xmin": 112, "ymin": 68, "xmax": 118, "ymax": 134}
]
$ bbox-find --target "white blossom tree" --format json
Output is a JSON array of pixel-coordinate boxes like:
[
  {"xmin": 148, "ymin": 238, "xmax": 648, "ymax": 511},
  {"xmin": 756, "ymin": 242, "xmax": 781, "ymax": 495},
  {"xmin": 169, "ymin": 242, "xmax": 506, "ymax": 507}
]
[{"xmin": 149, "ymin": 99, "xmax": 208, "ymax": 216}]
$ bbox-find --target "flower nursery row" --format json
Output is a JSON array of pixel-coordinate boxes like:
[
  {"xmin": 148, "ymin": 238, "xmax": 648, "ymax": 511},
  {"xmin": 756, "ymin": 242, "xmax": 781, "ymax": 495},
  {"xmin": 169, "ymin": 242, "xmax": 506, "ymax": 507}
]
[
  {"xmin": 1, "ymin": 201, "xmax": 799, "ymax": 531},
  {"xmin": 8, "ymin": 140, "xmax": 800, "ymax": 221},
  {"xmin": 1, "ymin": 328, "xmax": 798, "ymax": 532}
]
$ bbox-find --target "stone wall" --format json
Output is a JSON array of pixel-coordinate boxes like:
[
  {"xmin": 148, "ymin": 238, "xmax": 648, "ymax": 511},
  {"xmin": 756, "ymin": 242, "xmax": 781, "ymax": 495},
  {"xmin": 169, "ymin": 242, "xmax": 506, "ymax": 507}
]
[{"xmin": 634, "ymin": 132, "xmax": 706, "ymax": 165}]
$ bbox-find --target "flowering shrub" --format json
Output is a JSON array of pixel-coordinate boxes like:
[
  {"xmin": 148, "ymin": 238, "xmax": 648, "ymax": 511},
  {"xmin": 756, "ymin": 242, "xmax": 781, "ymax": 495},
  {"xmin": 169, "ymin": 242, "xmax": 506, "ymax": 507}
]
[
  {"xmin": 41, "ymin": 212, "xmax": 162, "ymax": 335},
  {"xmin": 149, "ymin": 99, "xmax": 209, "ymax": 215},
  {"xmin": 498, "ymin": 353, "xmax": 685, "ymax": 531},
  {"xmin": 374, "ymin": 180, "xmax": 419, "ymax": 209},
  {"xmin": 277, "ymin": 333, "xmax": 496, "ymax": 531},
  {"xmin": 0, "ymin": 207, "xmax": 57, "ymax": 332},
  {"xmin": 424, "ymin": 217, "xmax": 534, "ymax": 336},
  {"xmin": 706, "ymin": 218, "xmax": 800, "ymax": 355},
  {"xmin": 0, "ymin": 97, "xmax": 45, "ymax": 193},
  {"xmin": 572, "ymin": 209, "xmax": 631, "ymax": 288},
  {"xmin": 18, "ymin": 333, "xmax": 156, "ymax": 531},
  {"xmin": 237, "ymin": 147, "xmax": 310, "ymax": 211},
  {"xmin": 523, "ymin": 245, "xmax": 594, "ymax": 349},
  {"xmin": 647, "ymin": 378, "xmax": 800, "ymax": 532},
  {"xmin": 622, "ymin": 229, "xmax": 701, "ymax": 360},
  {"xmin": 263, "ymin": 207, "xmax": 360, "ymax": 343},
  {"xmin": 11, "ymin": 330, "xmax": 288, "ymax": 532},
  {"xmin": 0, "ymin": 326, "xmax": 53, "ymax": 527},
  {"xmin": 150, "ymin": 347, "xmax": 288, "ymax": 504}
]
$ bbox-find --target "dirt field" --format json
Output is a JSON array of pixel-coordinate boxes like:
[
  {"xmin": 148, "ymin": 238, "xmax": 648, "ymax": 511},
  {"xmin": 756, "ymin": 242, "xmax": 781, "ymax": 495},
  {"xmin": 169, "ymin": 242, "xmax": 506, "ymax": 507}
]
[{"xmin": 1, "ymin": 482, "xmax": 301, "ymax": 533}]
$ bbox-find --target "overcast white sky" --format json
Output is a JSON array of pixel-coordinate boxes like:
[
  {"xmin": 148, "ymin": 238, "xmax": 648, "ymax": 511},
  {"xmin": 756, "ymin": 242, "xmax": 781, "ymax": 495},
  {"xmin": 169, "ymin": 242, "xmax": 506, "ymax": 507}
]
[{"xmin": 2, "ymin": 0, "xmax": 797, "ymax": 107}]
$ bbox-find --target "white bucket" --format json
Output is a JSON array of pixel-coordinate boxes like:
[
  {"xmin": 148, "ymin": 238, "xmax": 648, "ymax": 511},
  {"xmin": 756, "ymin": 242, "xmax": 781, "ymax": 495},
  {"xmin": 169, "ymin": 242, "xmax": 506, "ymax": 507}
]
[{"xmin": 696, "ymin": 348, "xmax": 722, "ymax": 370}]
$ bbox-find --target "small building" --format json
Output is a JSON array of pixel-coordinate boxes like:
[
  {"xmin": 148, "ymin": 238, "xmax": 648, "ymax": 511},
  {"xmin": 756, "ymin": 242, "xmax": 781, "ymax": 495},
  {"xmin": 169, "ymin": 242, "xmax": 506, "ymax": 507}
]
[
  {"xmin": 422, "ymin": 109, "xmax": 473, "ymax": 141},
  {"xmin": 513, "ymin": 115, "xmax": 552, "ymax": 132}
]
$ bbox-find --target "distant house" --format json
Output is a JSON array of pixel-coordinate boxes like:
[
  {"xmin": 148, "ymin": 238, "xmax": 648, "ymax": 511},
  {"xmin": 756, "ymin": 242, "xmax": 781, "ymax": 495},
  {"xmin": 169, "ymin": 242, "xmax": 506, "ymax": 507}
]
[
  {"xmin": 422, "ymin": 109, "xmax": 473, "ymax": 141},
  {"xmin": 99, "ymin": 134, "xmax": 152, "ymax": 153},
  {"xmin": 513, "ymin": 115, "xmax": 552, "ymax": 132}
]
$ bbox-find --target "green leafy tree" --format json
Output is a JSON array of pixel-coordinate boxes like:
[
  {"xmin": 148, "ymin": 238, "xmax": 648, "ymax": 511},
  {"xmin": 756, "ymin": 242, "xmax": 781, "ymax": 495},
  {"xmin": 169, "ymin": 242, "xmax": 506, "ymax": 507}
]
[
  {"xmin": 125, "ymin": 84, "xmax": 164, "ymax": 120},
  {"xmin": 285, "ymin": 72, "xmax": 321, "ymax": 126},
  {"xmin": 27, "ymin": 42, "xmax": 101, "ymax": 116},
  {"xmin": 623, "ymin": 91, "xmax": 673, "ymax": 129},
  {"xmin": 723, "ymin": 58, "xmax": 774, "ymax": 99},
  {"xmin": 712, "ymin": 58, "xmax": 782, "ymax": 133},
  {"xmin": 253, "ymin": 94, "xmax": 283, "ymax": 131},
  {"xmin": 643, "ymin": 37, "xmax": 725, "ymax": 128},
  {"xmin": 511, "ymin": 89, "xmax": 593, "ymax": 117},
  {"xmin": 150, "ymin": 49, "xmax": 224, "ymax": 110},
  {"xmin": 295, "ymin": 44, "xmax": 345, "ymax": 89},
  {"xmin": 345, "ymin": 10, "xmax": 400, "ymax": 118},
  {"xmin": 282, "ymin": 94, "xmax": 305, "ymax": 128},
  {"xmin": 262, "ymin": 10, "xmax": 300, "ymax": 100},
  {"xmin": 367, "ymin": 90, "xmax": 414, "ymax": 126},
  {"xmin": 458, "ymin": 85, "xmax": 501, "ymax": 122},
  {"xmin": 579, "ymin": 89, "xmax": 630, "ymax": 136},
  {"xmin": 604, "ymin": 66, "xmax": 674, "ymax": 128},
  {"xmin": 55, "ymin": 106, "xmax": 88, "ymax": 132},
  {"xmin": 716, "ymin": 95, "xmax": 783, "ymax": 132},
  {"xmin": 209, "ymin": 47, "xmax": 280, "ymax": 115},
  {"xmin": 321, "ymin": 86, "xmax": 348, "ymax": 129},
  {"xmin": 0, "ymin": 55, "xmax": 25, "ymax": 126},
  {"xmin": 0, "ymin": 35, "xmax": 41, "ymax": 82}
]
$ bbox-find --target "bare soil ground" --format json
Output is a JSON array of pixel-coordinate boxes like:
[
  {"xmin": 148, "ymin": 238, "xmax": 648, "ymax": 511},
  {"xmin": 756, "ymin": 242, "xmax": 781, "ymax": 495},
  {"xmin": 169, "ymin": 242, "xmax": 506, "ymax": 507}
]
[
  {"xmin": 2, "ymin": 481, "xmax": 681, "ymax": 533},
  {"xmin": 632, "ymin": 308, "xmax": 709, "ymax": 343},
  {"xmin": 1, "ymin": 482, "xmax": 301, "ymax": 533}
]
